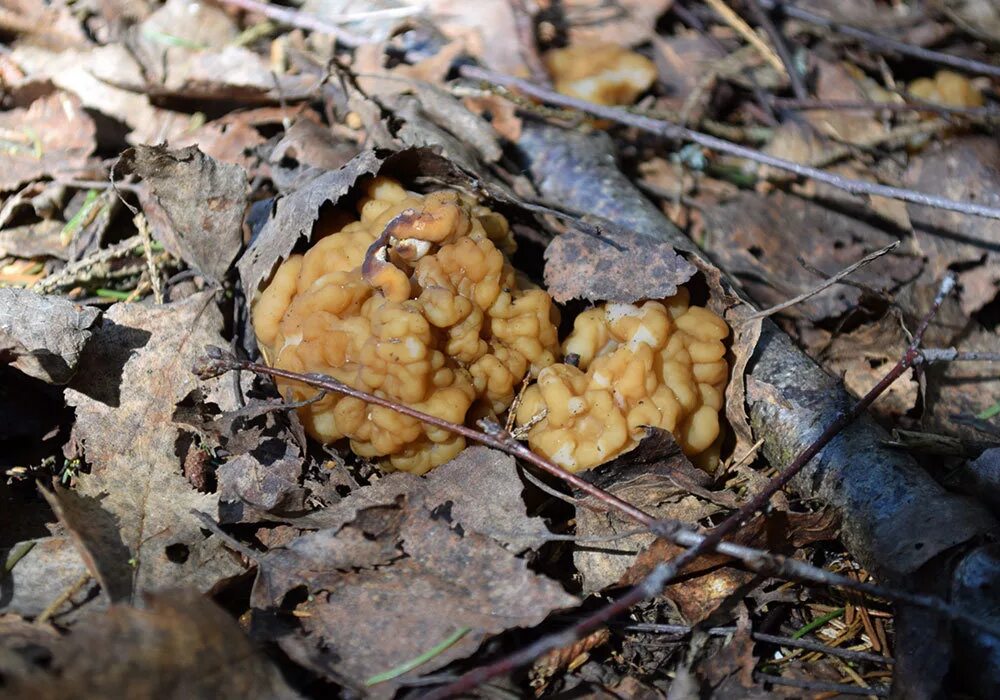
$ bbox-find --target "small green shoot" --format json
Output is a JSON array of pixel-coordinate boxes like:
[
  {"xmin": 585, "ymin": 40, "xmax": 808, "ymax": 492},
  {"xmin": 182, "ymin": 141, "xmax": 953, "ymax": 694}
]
[{"xmin": 365, "ymin": 626, "xmax": 471, "ymax": 686}]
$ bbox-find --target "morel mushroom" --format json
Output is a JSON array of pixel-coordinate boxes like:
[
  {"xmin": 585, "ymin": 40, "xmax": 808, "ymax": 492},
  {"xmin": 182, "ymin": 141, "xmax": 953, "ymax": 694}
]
[{"xmin": 252, "ymin": 177, "xmax": 560, "ymax": 474}]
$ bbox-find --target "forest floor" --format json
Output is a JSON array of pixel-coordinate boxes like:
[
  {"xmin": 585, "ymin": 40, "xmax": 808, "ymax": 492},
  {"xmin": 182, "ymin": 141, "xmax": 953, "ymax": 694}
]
[{"xmin": 2, "ymin": 1, "xmax": 1000, "ymax": 698}]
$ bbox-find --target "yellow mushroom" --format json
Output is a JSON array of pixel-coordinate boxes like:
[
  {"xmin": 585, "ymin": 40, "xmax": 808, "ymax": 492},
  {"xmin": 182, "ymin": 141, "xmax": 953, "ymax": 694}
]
[{"xmin": 516, "ymin": 289, "xmax": 729, "ymax": 473}]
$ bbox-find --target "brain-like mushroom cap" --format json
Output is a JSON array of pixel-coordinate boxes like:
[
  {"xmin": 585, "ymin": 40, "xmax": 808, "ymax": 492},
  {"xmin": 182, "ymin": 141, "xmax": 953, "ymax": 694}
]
[
  {"xmin": 515, "ymin": 289, "xmax": 729, "ymax": 473},
  {"xmin": 252, "ymin": 177, "xmax": 560, "ymax": 474}
]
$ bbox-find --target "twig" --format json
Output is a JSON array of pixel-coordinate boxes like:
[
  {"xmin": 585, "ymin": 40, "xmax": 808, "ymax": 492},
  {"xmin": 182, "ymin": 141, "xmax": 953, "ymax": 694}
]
[
  {"xmin": 770, "ymin": 96, "xmax": 999, "ymax": 120},
  {"xmin": 134, "ymin": 213, "xmax": 163, "ymax": 304},
  {"xmin": 214, "ymin": 0, "xmax": 369, "ymax": 48},
  {"xmin": 457, "ymin": 64, "xmax": 1000, "ymax": 220},
  {"xmin": 36, "ymin": 571, "xmax": 91, "ymax": 624},
  {"xmin": 742, "ymin": 242, "xmax": 898, "ymax": 321},
  {"xmin": 704, "ymin": 0, "xmax": 785, "ymax": 74},
  {"xmin": 622, "ymin": 623, "xmax": 892, "ymax": 665},
  {"xmin": 918, "ymin": 349, "xmax": 1000, "ymax": 364},
  {"xmin": 756, "ymin": 0, "xmax": 1000, "ymax": 79},
  {"xmin": 756, "ymin": 673, "xmax": 888, "ymax": 697},
  {"xmin": 33, "ymin": 234, "xmax": 144, "ymax": 293},
  {"xmin": 745, "ymin": 0, "xmax": 808, "ymax": 99}
]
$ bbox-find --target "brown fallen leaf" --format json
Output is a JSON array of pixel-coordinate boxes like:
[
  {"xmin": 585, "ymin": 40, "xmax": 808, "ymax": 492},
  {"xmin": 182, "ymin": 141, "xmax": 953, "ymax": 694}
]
[
  {"xmin": 0, "ymin": 288, "xmax": 101, "ymax": 384},
  {"xmin": 292, "ymin": 446, "xmax": 553, "ymax": 552},
  {"xmin": 237, "ymin": 149, "xmax": 385, "ymax": 299},
  {"xmin": 618, "ymin": 509, "xmax": 840, "ymax": 623},
  {"xmin": 923, "ymin": 325, "xmax": 1000, "ymax": 442},
  {"xmin": 703, "ymin": 190, "xmax": 920, "ymax": 321},
  {"xmin": 561, "ymin": 0, "xmax": 675, "ymax": 46},
  {"xmin": 3, "ymin": 589, "xmax": 301, "ymax": 700},
  {"xmin": 904, "ymin": 136, "xmax": 1000, "ymax": 315},
  {"xmin": 251, "ymin": 490, "xmax": 577, "ymax": 690},
  {"xmin": 0, "ymin": 92, "xmax": 96, "ymax": 192},
  {"xmin": 814, "ymin": 311, "xmax": 919, "ymax": 419},
  {"xmin": 10, "ymin": 44, "xmax": 191, "ymax": 146},
  {"xmin": 118, "ymin": 144, "xmax": 249, "ymax": 285},
  {"xmin": 0, "ymin": 535, "xmax": 102, "ymax": 622},
  {"xmin": 65, "ymin": 293, "xmax": 246, "ymax": 596},
  {"xmin": 38, "ymin": 484, "xmax": 132, "ymax": 604},
  {"xmin": 544, "ymin": 227, "xmax": 697, "ymax": 304}
]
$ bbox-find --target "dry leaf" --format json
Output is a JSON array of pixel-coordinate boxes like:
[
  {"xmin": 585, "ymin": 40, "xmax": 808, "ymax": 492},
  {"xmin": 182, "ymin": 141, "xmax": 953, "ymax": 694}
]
[
  {"xmin": 0, "ymin": 92, "xmax": 96, "ymax": 192},
  {"xmin": 905, "ymin": 136, "xmax": 1000, "ymax": 315},
  {"xmin": 65, "ymin": 293, "xmax": 246, "ymax": 596},
  {"xmin": 38, "ymin": 485, "xmax": 132, "ymax": 603},
  {"xmin": 544, "ymin": 227, "xmax": 697, "ymax": 304},
  {"xmin": 562, "ymin": 0, "xmax": 675, "ymax": 46},
  {"xmin": 119, "ymin": 144, "xmax": 249, "ymax": 284},
  {"xmin": 0, "ymin": 535, "xmax": 101, "ymax": 621},
  {"xmin": 0, "ymin": 288, "xmax": 100, "ymax": 384},
  {"xmin": 574, "ymin": 429, "xmax": 725, "ymax": 593},
  {"xmin": 252, "ymin": 491, "xmax": 578, "ymax": 690},
  {"xmin": 3, "ymin": 589, "xmax": 301, "ymax": 700},
  {"xmin": 703, "ymin": 191, "xmax": 920, "ymax": 320}
]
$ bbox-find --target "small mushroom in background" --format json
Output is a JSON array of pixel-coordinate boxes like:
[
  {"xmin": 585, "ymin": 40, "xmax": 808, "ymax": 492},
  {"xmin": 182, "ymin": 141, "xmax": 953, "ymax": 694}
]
[
  {"xmin": 909, "ymin": 69, "xmax": 984, "ymax": 108},
  {"xmin": 515, "ymin": 290, "xmax": 730, "ymax": 473},
  {"xmin": 543, "ymin": 42, "xmax": 658, "ymax": 107},
  {"xmin": 251, "ymin": 177, "xmax": 561, "ymax": 475}
]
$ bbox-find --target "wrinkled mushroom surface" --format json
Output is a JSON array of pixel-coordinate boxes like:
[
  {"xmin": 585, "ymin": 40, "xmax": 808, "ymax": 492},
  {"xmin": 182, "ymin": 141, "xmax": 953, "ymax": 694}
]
[
  {"xmin": 252, "ymin": 177, "xmax": 560, "ymax": 474},
  {"xmin": 544, "ymin": 42, "xmax": 658, "ymax": 106},
  {"xmin": 515, "ymin": 289, "xmax": 730, "ymax": 473}
]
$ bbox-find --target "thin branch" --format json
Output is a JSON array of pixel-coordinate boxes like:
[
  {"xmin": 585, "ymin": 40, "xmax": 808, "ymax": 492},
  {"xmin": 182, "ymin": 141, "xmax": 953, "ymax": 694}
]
[
  {"xmin": 742, "ymin": 242, "xmax": 898, "ymax": 321},
  {"xmin": 918, "ymin": 349, "xmax": 1000, "ymax": 364},
  {"xmin": 622, "ymin": 623, "xmax": 892, "ymax": 665},
  {"xmin": 214, "ymin": 0, "xmax": 369, "ymax": 48},
  {"xmin": 757, "ymin": 0, "xmax": 1000, "ymax": 79},
  {"xmin": 457, "ymin": 64, "xmax": 1000, "ymax": 221},
  {"xmin": 756, "ymin": 673, "xmax": 888, "ymax": 697},
  {"xmin": 745, "ymin": 0, "xmax": 808, "ymax": 100},
  {"xmin": 770, "ymin": 96, "xmax": 1000, "ymax": 120}
]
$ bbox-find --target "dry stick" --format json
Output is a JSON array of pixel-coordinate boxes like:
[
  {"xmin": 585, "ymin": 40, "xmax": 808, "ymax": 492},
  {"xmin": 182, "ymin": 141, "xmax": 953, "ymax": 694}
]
[
  {"xmin": 704, "ymin": 0, "xmax": 785, "ymax": 73},
  {"xmin": 756, "ymin": 0, "xmax": 1000, "ymax": 79},
  {"xmin": 745, "ymin": 0, "xmax": 809, "ymax": 100},
  {"xmin": 457, "ymin": 64, "xmax": 1000, "ymax": 221},
  {"xmin": 622, "ymin": 622, "xmax": 892, "ymax": 665},
  {"xmin": 770, "ymin": 96, "xmax": 1000, "ymax": 119},
  {"xmin": 756, "ymin": 673, "xmax": 888, "ymax": 698},
  {"xmin": 418, "ymin": 275, "xmax": 960, "ymax": 700},
  {"xmin": 743, "ymin": 242, "xmax": 899, "ymax": 321},
  {"xmin": 215, "ymin": 0, "xmax": 369, "ymax": 48},
  {"xmin": 918, "ymin": 349, "xmax": 1000, "ymax": 364}
]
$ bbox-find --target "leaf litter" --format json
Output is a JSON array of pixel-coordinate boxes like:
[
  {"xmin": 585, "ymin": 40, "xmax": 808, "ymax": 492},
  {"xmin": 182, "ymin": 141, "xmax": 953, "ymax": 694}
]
[{"xmin": 1, "ymin": 0, "xmax": 1000, "ymax": 697}]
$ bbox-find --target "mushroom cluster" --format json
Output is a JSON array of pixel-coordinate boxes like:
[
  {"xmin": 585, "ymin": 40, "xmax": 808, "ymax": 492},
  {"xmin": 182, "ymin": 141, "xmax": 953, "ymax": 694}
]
[
  {"xmin": 252, "ymin": 177, "xmax": 560, "ymax": 474},
  {"xmin": 515, "ymin": 289, "xmax": 729, "ymax": 473},
  {"xmin": 544, "ymin": 42, "xmax": 658, "ymax": 106}
]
